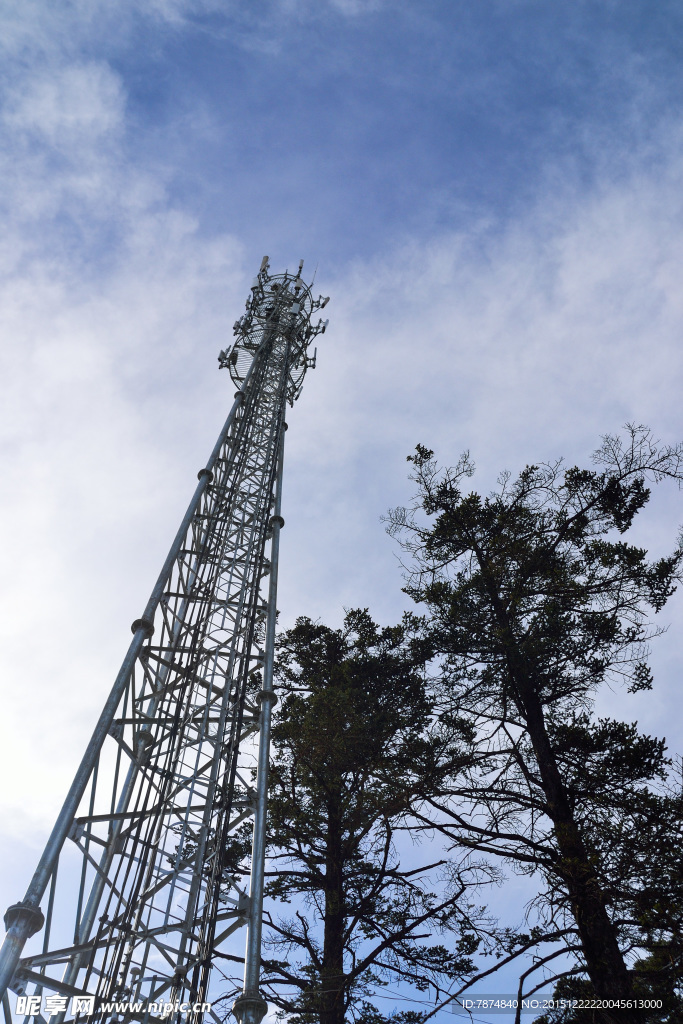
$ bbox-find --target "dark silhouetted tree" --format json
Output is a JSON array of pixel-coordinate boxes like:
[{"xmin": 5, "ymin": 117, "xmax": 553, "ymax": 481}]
[
  {"xmin": 385, "ymin": 427, "xmax": 683, "ymax": 1024},
  {"xmin": 253, "ymin": 610, "xmax": 495, "ymax": 1024}
]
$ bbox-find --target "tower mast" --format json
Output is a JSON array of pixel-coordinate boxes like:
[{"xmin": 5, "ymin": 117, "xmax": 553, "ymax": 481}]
[{"xmin": 0, "ymin": 259, "xmax": 329, "ymax": 1024}]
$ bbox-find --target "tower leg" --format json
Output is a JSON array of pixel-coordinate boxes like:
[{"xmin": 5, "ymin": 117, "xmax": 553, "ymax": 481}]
[{"xmin": 234, "ymin": 420, "xmax": 286, "ymax": 1022}]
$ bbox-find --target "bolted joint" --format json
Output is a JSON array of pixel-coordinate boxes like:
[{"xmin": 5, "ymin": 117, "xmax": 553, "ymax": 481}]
[
  {"xmin": 108, "ymin": 720, "xmax": 124, "ymax": 742},
  {"xmin": 68, "ymin": 821, "xmax": 85, "ymax": 844},
  {"xmin": 4, "ymin": 902, "xmax": 44, "ymax": 938},
  {"xmin": 232, "ymin": 993, "xmax": 268, "ymax": 1024},
  {"xmin": 135, "ymin": 727, "xmax": 155, "ymax": 765},
  {"xmin": 197, "ymin": 468, "xmax": 214, "ymax": 482},
  {"xmin": 131, "ymin": 617, "xmax": 155, "ymax": 638},
  {"xmin": 257, "ymin": 690, "xmax": 278, "ymax": 707},
  {"xmin": 136, "ymin": 726, "xmax": 154, "ymax": 750}
]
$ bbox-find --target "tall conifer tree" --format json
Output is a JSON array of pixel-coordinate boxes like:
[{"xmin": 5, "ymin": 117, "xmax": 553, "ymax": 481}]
[
  {"xmin": 256, "ymin": 611, "xmax": 490, "ymax": 1024},
  {"xmin": 385, "ymin": 427, "xmax": 683, "ymax": 1024}
]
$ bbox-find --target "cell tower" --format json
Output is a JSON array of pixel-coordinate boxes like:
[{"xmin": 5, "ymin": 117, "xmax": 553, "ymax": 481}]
[{"xmin": 0, "ymin": 259, "xmax": 330, "ymax": 1024}]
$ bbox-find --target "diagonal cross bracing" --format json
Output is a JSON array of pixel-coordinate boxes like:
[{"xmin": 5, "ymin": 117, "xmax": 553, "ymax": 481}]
[{"xmin": 0, "ymin": 260, "xmax": 329, "ymax": 1024}]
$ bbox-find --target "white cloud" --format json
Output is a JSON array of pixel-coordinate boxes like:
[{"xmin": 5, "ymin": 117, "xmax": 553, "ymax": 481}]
[
  {"xmin": 0, "ymin": 55, "xmax": 247, "ymax": 860},
  {"xmin": 0, "ymin": 0, "xmax": 376, "ymax": 66},
  {"xmin": 278, "ymin": 132, "xmax": 683, "ymax": 750},
  {"xmin": 0, "ymin": 0, "xmax": 225, "ymax": 59},
  {"xmin": 4, "ymin": 114, "xmax": 682, "ymax": 852},
  {"xmin": 3, "ymin": 63, "xmax": 125, "ymax": 148}
]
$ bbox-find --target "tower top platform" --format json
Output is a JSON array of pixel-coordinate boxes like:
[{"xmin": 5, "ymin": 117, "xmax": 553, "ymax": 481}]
[{"xmin": 219, "ymin": 257, "xmax": 330, "ymax": 404}]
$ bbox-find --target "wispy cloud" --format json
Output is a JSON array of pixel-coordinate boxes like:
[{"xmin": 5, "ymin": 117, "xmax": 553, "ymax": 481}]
[
  {"xmin": 2, "ymin": 97, "xmax": 683, "ymax": 849},
  {"xmin": 0, "ymin": 51, "xmax": 247, "ymax": 854},
  {"xmin": 282, "ymin": 125, "xmax": 683, "ymax": 749},
  {"xmin": 4, "ymin": 63, "xmax": 125, "ymax": 147}
]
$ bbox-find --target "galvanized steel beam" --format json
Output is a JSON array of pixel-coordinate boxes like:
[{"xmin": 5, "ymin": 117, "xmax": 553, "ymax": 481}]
[{"xmin": 0, "ymin": 260, "xmax": 329, "ymax": 1024}]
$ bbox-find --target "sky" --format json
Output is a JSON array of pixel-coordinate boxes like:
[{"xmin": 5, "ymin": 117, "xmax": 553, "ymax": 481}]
[{"xmin": 2, "ymin": 0, "xmax": 683, "ymax": 1015}]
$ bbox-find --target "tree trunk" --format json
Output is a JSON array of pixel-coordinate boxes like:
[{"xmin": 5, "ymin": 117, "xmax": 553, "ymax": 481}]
[
  {"xmin": 514, "ymin": 672, "xmax": 637, "ymax": 1024},
  {"xmin": 479, "ymin": 566, "xmax": 636, "ymax": 1024},
  {"xmin": 321, "ymin": 797, "xmax": 346, "ymax": 1024}
]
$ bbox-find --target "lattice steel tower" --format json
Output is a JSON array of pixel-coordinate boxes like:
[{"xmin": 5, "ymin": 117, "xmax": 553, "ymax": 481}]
[{"xmin": 0, "ymin": 259, "xmax": 330, "ymax": 1024}]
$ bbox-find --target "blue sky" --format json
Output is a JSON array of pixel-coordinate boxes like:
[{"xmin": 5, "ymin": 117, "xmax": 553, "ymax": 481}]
[
  {"xmin": 2, "ymin": 0, "xmax": 683, "ymax": 1015},
  {"xmin": 9, "ymin": 1, "xmax": 683, "ymax": 270},
  {"xmin": 138, "ymin": 0, "xmax": 683, "ymax": 261}
]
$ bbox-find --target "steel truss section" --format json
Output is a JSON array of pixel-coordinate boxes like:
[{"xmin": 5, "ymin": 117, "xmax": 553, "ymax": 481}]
[{"xmin": 0, "ymin": 259, "xmax": 330, "ymax": 1024}]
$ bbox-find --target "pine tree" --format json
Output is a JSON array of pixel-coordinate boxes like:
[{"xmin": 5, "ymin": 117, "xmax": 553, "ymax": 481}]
[
  {"xmin": 385, "ymin": 427, "xmax": 683, "ymax": 1024},
  {"xmin": 256, "ymin": 610, "xmax": 491, "ymax": 1024}
]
